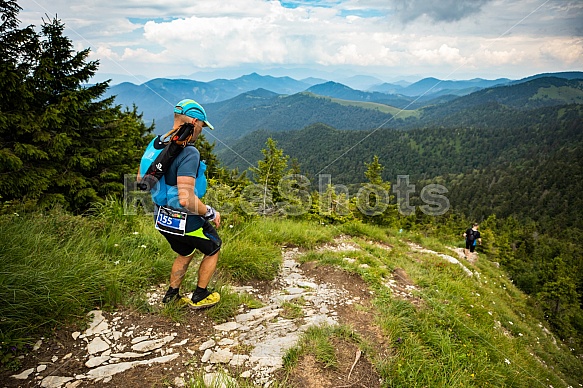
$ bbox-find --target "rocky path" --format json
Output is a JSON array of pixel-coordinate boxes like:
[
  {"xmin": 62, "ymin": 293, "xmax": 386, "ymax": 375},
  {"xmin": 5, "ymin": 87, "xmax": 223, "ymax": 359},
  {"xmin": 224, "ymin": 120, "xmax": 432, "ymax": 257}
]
[
  {"xmin": 5, "ymin": 237, "xmax": 474, "ymax": 388},
  {"xmin": 5, "ymin": 239, "xmax": 376, "ymax": 388}
]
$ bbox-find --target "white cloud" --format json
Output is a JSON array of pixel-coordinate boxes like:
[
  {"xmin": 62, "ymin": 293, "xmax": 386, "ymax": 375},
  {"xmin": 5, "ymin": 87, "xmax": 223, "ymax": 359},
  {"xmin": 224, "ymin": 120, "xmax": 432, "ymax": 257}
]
[{"xmin": 17, "ymin": 0, "xmax": 583, "ymax": 81}]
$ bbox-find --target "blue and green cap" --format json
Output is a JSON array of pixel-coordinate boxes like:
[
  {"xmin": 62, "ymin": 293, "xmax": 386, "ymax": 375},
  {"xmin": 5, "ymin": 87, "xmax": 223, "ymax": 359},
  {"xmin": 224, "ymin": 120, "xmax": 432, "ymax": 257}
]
[{"xmin": 174, "ymin": 99, "xmax": 214, "ymax": 130}]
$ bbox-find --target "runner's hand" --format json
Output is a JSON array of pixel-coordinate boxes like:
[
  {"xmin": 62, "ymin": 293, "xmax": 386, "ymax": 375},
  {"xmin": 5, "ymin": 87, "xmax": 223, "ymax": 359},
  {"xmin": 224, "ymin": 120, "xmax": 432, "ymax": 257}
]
[{"xmin": 212, "ymin": 211, "xmax": 221, "ymax": 228}]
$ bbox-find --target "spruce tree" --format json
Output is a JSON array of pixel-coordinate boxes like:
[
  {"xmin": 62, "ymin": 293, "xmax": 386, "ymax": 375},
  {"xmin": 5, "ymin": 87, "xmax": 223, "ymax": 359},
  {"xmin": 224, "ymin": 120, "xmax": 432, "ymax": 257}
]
[
  {"xmin": 0, "ymin": 4, "xmax": 152, "ymax": 211},
  {"xmin": 251, "ymin": 137, "xmax": 289, "ymax": 206}
]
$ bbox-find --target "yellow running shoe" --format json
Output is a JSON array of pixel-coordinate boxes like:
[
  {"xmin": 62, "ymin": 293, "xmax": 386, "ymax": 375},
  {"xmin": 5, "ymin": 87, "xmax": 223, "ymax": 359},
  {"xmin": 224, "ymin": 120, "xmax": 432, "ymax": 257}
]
[{"xmin": 180, "ymin": 292, "xmax": 220, "ymax": 310}]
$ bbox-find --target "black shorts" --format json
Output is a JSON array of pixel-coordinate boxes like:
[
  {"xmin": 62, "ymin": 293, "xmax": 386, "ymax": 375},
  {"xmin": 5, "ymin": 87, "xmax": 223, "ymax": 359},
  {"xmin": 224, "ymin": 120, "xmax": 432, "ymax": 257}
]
[
  {"xmin": 466, "ymin": 240, "xmax": 476, "ymax": 252},
  {"xmin": 159, "ymin": 221, "xmax": 222, "ymax": 257}
]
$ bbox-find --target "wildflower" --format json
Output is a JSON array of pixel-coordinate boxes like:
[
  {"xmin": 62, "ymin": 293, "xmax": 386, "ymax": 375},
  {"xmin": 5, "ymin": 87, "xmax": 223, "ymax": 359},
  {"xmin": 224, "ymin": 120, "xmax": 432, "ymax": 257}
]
[
  {"xmin": 471, "ymin": 373, "xmax": 475, "ymax": 378},
  {"xmin": 140, "ymin": 245, "xmax": 147, "ymax": 248},
  {"xmin": 488, "ymin": 311, "xmax": 493, "ymax": 315},
  {"xmin": 114, "ymin": 260, "xmax": 120, "ymax": 265},
  {"xmin": 229, "ymin": 224, "xmax": 234, "ymax": 228},
  {"xmin": 508, "ymin": 321, "xmax": 513, "ymax": 325},
  {"xmin": 13, "ymin": 213, "xmax": 19, "ymax": 217},
  {"xmin": 519, "ymin": 333, "xmax": 523, "ymax": 337},
  {"xmin": 396, "ymin": 337, "xmax": 403, "ymax": 344},
  {"xmin": 476, "ymin": 293, "xmax": 480, "ymax": 297},
  {"xmin": 505, "ymin": 359, "xmax": 511, "ymax": 365},
  {"xmin": 133, "ymin": 232, "xmax": 139, "ymax": 235},
  {"xmin": 114, "ymin": 244, "xmax": 119, "ymax": 247}
]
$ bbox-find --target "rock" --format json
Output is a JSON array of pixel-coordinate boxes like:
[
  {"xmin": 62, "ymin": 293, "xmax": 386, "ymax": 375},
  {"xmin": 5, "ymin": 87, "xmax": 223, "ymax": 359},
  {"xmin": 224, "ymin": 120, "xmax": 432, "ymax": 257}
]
[
  {"xmin": 33, "ymin": 339, "xmax": 43, "ymax": 351},
  {"xmin": 131, "ymin": 335, "xmax": 175, "ymax": 352},
  {"xmin": 40, "ymin": 376, "xmax": 74, "ymax": 388},
  {"xmin": 87, "ymin": 336, "xmax": 109, "ymax": 355},
  {"xmin": 11, "ymin": 367, "xmax": 35, "ymax": 380},
  {"xmin": 229, "ymin": 354, "xmax": 249, "ymax": 367},
  {"xmin": 72, "ymin": 332, "xmax": 81, "ymax": 340},
  {"xmin": 110, "ymin": 352, "xmax": 151, "ymax": 359},
  {"xmin": 85, "ymin": 354, "xmax": 179, "ymax": 380},
  {"xmin": 284, "ymin": 287, "xmax": 305, "ymax": 295},
  {"xmin": 201, "ymin": 349, "xmax": 213, "ymax": 363},
  {"xmin": 172, "ymin": 338, "xmax": 188, "ymax": 347},
  {"xmin": 131, "ymin": 335, "xmax": 150, "ymax": 344},
  {"xmin": 84, "ymin": 310, "xmax": 109, "ymax": 336},
  {"xmin": 213, "ymin": 321, "xmax": 240, "ymax": 331},
  {"xmin": 209, "ymin": 348, "xmax": 233, "ymax": 364},
  {"xmin": 199, "ymin": 339, "xmax": 216, "ymax": 351},
  {"xmin": 85, "ymin": 355, "xmax": 110, "ymax": 368},
  {"xmin": 218, "ymin": 338, "xmax": 235, "ymax": 346},
  {"xmin": 297, "ymin": 281, "xmax": 318, "ymax": 289}
]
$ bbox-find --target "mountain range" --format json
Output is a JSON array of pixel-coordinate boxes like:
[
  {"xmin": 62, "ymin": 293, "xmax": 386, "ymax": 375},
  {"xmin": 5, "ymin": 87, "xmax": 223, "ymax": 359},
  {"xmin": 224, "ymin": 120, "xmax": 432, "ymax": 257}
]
[{"xmin": 102, "ymin": 71, "xmax": 583, "ymax": 135}]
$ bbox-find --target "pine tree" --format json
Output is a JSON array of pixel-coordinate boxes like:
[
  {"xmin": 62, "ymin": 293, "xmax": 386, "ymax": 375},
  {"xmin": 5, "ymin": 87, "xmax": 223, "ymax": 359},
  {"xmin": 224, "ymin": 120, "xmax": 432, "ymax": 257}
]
[
  {"xmin": 0, "ymin": 6, "xmax": 152, "ymax": 211},
  {"xmin": 251, "ymin": 138, "xmax": 289, "ymax": 209}
]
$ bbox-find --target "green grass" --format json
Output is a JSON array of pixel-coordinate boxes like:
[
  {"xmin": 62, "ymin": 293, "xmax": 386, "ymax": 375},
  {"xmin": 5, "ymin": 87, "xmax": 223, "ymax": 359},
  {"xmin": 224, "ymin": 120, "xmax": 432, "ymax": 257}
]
[{"xmin": 283, "ymin": 324, "xmax": 363, "ymax": 370}]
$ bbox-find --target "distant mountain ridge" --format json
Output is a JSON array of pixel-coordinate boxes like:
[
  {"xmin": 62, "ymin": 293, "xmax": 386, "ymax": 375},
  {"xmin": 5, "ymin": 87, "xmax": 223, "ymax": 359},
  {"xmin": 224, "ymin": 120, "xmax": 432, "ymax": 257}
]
[{"xmin": 102, "ymin": 71, "xmax": 583, "ymax": 131}]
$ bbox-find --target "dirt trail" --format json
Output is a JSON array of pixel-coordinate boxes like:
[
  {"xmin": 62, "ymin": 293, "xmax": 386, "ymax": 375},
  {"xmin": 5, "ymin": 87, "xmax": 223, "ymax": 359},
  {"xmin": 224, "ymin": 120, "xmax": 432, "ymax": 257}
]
[{"xmin": 2, "ymin": 236, "xmax": 430, "ymax": 388}]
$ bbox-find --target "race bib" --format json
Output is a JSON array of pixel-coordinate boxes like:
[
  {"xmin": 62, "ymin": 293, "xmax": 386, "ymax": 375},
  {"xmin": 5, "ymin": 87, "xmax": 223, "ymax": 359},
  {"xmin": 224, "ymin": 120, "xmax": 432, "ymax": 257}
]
[{"xmin": 155, "ymin": 206, "xmax": 187, "ymax": 236}]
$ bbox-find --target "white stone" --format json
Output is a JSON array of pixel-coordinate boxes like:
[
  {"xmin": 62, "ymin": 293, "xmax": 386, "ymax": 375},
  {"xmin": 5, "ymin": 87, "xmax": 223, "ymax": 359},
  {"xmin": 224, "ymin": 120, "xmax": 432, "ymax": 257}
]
[
  {"xmin": 85, "ymin": 354, "xmax": 179, "ymax": 380},
  {"xmin": 131, "ymin": 335, "xmax": 150, "ymax": 344},
  {"xmin": 284, "ymin": 287, "xmax": 305, "ymax": 295},
  {"xmin": 210, "ymin": 348, "xmax": 233, "ymax": 364},
  {"xmin": 72, "ymin": 332, "xmax": 81, "ymax": 340},
  {"xmin": 33, "ymin": 339, "xmax": 43, "ymax": 351},
  {"xmin": 40, "ymin": 376, "xmax": 74, "ymax": 388},
  {"xmin": 229, "ymin": 354, "xmax": 249, "ymax": 367},
  {"xmin": 85, "ymin": 356, "xmax": 110, "ymax": 368},
  {"xmin": 84, "ymin": 310, "xmax": 109, "ymax": 336},
  {"xmin": 218, "ymin": 338, "xmax": 235, "ymax": 346},
  {"xmin": 297, "ymin": 281, "xmax": 318, "ymax": 289},
  {"xmin": 131, "ymin": 335, "xmax": 175, "ymax": 352},
  {"xmin": 110, "ymin": 352, "xmax": 151, "ymax": 359},
  {"xmin": 201, "ymin": 349, "xmax": 213, "ymax": 363},
  {"xmin": 87, "ymin": 336, "xmax": 109, "ymax": 355},
  {"xmin": 172, "ymin": 338, "xmax": 188, "ymax": 347},
  {"xmin": 11, "ymin": 367, "xmax": 35, "ymax": 380},
  {"xmin": 213, "ymin": 321, "xmax": 240, "ymax": 331},
  {"xmin": 240, "ymin": 371, "xmax": 252, "ymax": 378},
  {"xmin": 199, "ymin": 339, "xmax": 216, "ymax": 351},
  {"xmin": 37, "ymin": 364, "xmax": 47, "ymax": 372}
]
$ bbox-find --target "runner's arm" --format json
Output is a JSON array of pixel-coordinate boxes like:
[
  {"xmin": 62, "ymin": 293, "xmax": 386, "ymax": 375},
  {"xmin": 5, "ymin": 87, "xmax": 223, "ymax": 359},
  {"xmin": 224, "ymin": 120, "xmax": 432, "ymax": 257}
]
[
  {"xmin": 177, "ymin": 176, "xmax": 209, "ymax": 214},
  {"xmin": 177, "ymin": 176, "xmax": 221, "ymax": 227}
]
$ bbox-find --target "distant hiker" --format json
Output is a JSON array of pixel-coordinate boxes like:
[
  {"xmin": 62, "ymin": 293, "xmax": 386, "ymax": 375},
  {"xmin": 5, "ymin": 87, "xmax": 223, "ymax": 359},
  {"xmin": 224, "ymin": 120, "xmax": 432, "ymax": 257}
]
[
  {"xmin": 138, "ymin": 99, "xmax": 221, "ymax": 309},
  {"xmin": 463, "ymin": 223, "xmax": 482, "ymax": 259}
]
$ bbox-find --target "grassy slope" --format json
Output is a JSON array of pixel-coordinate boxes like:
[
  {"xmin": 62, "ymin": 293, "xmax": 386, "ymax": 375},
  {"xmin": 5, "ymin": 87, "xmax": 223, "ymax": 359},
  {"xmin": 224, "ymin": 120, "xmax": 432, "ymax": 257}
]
[
  {"xmin": 0, "ymin": 203, "xmax": 581, "ymax": 387},
  {"xmin": 325, "ymin": 96, "xmax": 421, "ymax": 119}
]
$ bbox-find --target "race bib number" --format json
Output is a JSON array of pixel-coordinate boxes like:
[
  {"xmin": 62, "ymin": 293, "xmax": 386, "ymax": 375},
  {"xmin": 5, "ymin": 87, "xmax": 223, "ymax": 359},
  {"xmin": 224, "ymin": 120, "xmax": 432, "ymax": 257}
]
[{"xmin": 155, "ymin": 206, "xmax": 187, "ymax": 236}]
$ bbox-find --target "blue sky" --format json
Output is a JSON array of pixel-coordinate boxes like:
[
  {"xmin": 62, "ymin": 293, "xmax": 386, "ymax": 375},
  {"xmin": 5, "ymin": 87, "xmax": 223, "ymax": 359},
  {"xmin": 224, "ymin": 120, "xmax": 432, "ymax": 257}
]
[{"xmin": 18, "ymin": 0, "xmax": 583, "ymax": 85}]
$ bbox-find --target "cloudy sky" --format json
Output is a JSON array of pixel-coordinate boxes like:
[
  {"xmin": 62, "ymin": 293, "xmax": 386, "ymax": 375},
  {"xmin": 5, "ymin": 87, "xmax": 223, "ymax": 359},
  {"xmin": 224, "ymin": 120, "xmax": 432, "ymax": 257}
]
[{"xmin": 18, "ymin": 0, "xmax": 583, "ymax": 84}]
